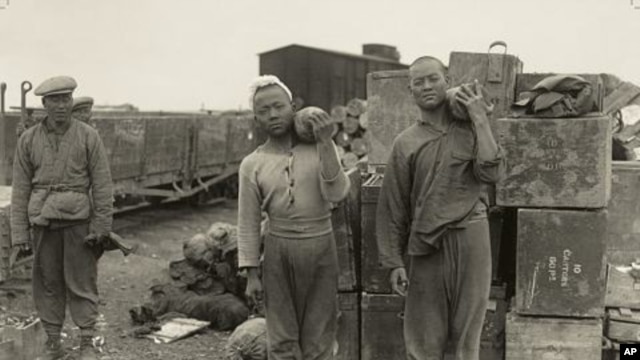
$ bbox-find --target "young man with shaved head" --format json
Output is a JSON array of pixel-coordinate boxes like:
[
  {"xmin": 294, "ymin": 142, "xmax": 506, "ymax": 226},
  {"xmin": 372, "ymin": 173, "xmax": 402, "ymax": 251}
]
[
  {"xmin": 376, "ymin": 56, "xmax": 505, "ymax": 359},
  {"xmin": 238, "ymin": 75, "xmax": 350, "ymax": 359}
]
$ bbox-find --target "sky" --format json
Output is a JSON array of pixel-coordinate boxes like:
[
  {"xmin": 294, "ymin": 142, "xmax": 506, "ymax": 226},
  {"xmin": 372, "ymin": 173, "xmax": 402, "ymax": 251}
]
[{"xmin": 1, "ymin": 0, "xmax": 639, "ymax": 111}]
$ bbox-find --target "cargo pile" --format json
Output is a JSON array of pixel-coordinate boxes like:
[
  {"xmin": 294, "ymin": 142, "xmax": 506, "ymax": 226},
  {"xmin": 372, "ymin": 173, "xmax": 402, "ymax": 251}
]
[
  {"xmin": 330, "ymin": 99, "xmax": 370, "ymax": 170},
  {"xmin": 129, "ymin": 222, "xmax": 251, "ymax": 333}
]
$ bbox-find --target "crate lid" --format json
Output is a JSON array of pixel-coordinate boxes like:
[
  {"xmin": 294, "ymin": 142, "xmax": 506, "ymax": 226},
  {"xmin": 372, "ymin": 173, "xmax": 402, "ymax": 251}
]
[{"xmin": 0, "ymin": 186, "xmax": 11, "ymax": 209}]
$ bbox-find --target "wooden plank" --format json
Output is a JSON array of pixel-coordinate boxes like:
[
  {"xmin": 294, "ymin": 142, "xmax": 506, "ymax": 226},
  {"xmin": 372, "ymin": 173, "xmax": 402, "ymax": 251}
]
[
  {"xmin": 0, "ymin": 186, "xmax": 12, "ymax": 282},
  {"xmin": 0, "ymin": 114, "xmax": 20, "ymax": 186},
  {"xmin": 607, "ymin": 308, "xmax": 640, "ymax": 342},
  {"xmin": 195, "ymin": 115, "xmax": 228, "ymax": 168},
  {"xmin": 0, "ymin": 340, "xmax": 16, "ymax": 360},
  {"xmin": 226, "ymin": 111, "xmax": 259, "ymax": 164},
  {"xmin": 516, "ymin": 209, "xmax": 607, "ymax": 317},
  {"xmin": 3, "ymin": 318, "xmax": 47, "ymax": 360},
  {"xmin": 361, "ymin": 174, "xmax": 405, "ymax": 294},
  {"xmin": 332, "ymin": 169, "xmax": 361, "ymax": 292},
  {"xmin": 146, "ymin": 318, "xmax": 210, "ymax": 344},
  {"xmin": 604, "ymin": 82, "xmax": 640, "ymax": 114},
  {"xmin": 366, "ymin": 70, "xmax": 420, "ymax": 165},
  {"xmin": 361, "ymin": 293, "xmax": 405, "ymax": 360},
  {"xmin": 605, "ymin": 264, "xmax": 640, "ymax": 309},
  {"xmin": 607, "ymin": 162, "xmax": 640, "ymax": 264},
  {"xmin": 489, "ymin": 209, "xmax": 504, "ymax": 284},
  {"xmin": 505, "ymin": 313, "xmax": 602, "ymax": 360},
  {"xmin": 496, "ymin": 115, "xmax": 612, "ymax": 208},
  {"xmin": 336, "ymin": 292, "xmax": 359, "ymax": 360}
]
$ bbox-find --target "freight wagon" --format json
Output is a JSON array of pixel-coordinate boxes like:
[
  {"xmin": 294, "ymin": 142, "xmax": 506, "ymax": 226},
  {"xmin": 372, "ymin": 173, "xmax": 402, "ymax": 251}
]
[
  {"xmin": 259, "ymin": 43, "xmax": 408, "ymax": 111},
  {"xmin": 0, "ymin": 107, "xmax": 262, "ymax": 207}
]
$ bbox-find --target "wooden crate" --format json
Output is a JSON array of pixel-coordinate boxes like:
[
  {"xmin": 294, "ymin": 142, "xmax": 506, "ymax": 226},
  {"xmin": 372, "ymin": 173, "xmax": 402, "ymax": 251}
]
[
  {"xmin": 361, "ymin": 287, "xmax": 508, "ymax": 360},
  {"xmin": 515, "ymin": 73, "xmax": 604, "ymax": 112},
  {"xmin": 480, "ymin": 285, "xmax": 508, "ymax": 359},
  {"xmin": 489, "ymin": 208, "xmax": 505, "ymax": 284},
  {"xmin": 606, "ymin": 308, "xmax": 640, "ymax": 343},
  {"xmin": 449, "ymin": 47, "xmax": 523, "ymax": 133},
  {"xmin": 366, "ymin": 70, "xmax": 420, "ymax": 166},
  {"xmin": 361, "ymin": 293, "xmax": 405, "ymax": 360},
  {"xmin": 505, "ymin": 313, "xmax": 602, "ymax": 360},
  {"xmin": 605, "ymin": 264, "xmax": 640, "ymax": 309},
  {"xmin": 336, "ymin": 292, "xmax": 359, "ymax": 360},
  {"xmin": 0, "ymin": 186, "xmax": 12, "ymax": 282},
  {"xmin": 607, "ymin": 161, "xmax": 640, "ymax": 264},
  {"xmin": 1, "ymin": 318, "xmax": 47, "ymax": 360},
  {"xmin": 496, "ymin": 114, "xmax": 612, "ymax": 208},
  {"xmin": 601, "ymin": 340, "xmax": 624, "ymax": 360},
  {"xmin": 515, "ymin": 209, "xmax": 607, "ymax": 317},
  {"xmin": 332, "ymin": 168, "xmax": 362, "ymax": 292},
  {"xmin": 361, "ymin": 174, "xmax": 406, "ymax": 294}
]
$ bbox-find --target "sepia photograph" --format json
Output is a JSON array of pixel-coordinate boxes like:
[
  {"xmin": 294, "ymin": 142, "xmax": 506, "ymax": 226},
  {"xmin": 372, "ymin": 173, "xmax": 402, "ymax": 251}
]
[{"xmin": 1, "ymin": 0, "xmax": 640, "ymax": 359}]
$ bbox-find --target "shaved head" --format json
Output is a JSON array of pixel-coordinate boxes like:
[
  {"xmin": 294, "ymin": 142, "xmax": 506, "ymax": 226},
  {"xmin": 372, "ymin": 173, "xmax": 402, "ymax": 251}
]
[{"xmin": 410, "ymin": 56, "xmax": 448, "ymax": 75}]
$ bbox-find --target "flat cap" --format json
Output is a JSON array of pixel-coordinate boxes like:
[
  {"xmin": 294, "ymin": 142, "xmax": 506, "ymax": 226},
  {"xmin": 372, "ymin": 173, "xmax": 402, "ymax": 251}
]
[
  {"xmin": 72, "ymin": 96, "xmax": 94, "ymax": 110},
  {"xmin": 34, "ymin": 76, "xmax": 77, "ymax": 97}
]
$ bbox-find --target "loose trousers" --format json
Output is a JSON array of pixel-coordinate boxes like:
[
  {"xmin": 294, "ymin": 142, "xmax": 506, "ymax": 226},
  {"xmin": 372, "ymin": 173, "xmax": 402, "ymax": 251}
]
[
  {"xmin": 32, "ymin": 223, "xmax": 99, "ymax": 335},
  {"xmin": 263, "ymin": 232, "xmax": 339, "ymax": 360},
  {"xmin": 404, "ymin": 218, "xmax": 492, "ymax": 360}
]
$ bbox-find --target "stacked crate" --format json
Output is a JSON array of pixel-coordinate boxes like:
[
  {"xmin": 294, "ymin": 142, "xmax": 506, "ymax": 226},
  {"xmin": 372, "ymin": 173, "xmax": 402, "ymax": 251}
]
[
  {"xmin": 602, "ymin": 161, "xmax": 640, "ymax": 358},
  {"xmin": 332, "ymin": 168, "xmax": 362, "ymax": 360},
  {"xmin": 495, "ymin": 74, "xmax": 610, "ymax": 359}
]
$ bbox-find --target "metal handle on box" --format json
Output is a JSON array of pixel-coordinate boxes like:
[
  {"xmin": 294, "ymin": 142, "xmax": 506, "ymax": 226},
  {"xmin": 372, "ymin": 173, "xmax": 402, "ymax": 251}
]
[{"xmin": 487, "ymin": 41, "xmax": 507, "ymax": 83}]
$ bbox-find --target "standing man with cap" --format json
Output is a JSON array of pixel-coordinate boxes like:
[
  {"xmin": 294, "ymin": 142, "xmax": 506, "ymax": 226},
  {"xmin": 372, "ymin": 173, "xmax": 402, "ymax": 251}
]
[
  {"xmin": 11, "ymin": 76, "xmax": 113, "ymax": 360},
  {"xmin": 72, "ymin": 96, "xmax": 94, "ymax": 124},
  {"xmin": 376, "ymin": 57, "xmax": 504, "ymax": 359},
  {"xmin": 238, "ymin": 75, "xmax": 350, "ymax": 359}
]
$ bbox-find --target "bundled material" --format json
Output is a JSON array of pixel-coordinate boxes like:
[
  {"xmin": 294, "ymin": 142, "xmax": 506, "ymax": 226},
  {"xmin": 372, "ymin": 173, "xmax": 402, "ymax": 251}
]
[
  {"xmin": 612, "ymin": 104, "xmax": 640, "ymax": 160},
  {"xmin": 446, "ymin": 84, "xmax": 493, "ymax": 121},
  {"xmin": 294, "ymin": 106, "xmax": 336, "ymax": 143},
  {"xmin": 513, "ymin": 74, "xmax": 598, "ymax": 117},
  {"xmin": 224, "ymin": 317, "xmax": 267, "ymax": 360},
  {"xmin": 206, "ymin": 222, "xmax": 238, "ymax": 257},
  {"xmin": 183, "ymin": 233, "xmax": 218, "ymax": 269},
  {"xmin": 330, "ymin": 98, "xmax": 370, "ymax": 169},
  {"xmin": 169, "ymin": 259, "xmax": 226, "ymax": 295},
  {"xmin": 130, "ymin": 285, "xmax": 249, "ymax": 331}
]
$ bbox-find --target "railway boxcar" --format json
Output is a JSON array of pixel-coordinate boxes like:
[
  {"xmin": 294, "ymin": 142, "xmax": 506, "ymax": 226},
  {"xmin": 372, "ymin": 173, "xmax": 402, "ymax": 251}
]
[{"xmin": 259, "ymin": 44, "xmax": 408, "ymax": 111}]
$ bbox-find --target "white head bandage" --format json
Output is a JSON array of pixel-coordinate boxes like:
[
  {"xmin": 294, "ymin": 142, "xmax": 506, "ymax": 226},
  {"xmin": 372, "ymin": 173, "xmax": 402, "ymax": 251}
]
[{"xmin": 248, "ymin": 75, "xmax": 293, "ymax": 110}]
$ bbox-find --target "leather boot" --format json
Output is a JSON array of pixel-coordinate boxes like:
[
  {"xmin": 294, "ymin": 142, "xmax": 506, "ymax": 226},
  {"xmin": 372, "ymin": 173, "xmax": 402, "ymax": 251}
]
[
  {"xmin": 36, "ymin": 336, "xmax": 64, "ymax": 360},
  {"xmin": 78, "ymin": 335, "xmax": 99, "ymax": 360}
]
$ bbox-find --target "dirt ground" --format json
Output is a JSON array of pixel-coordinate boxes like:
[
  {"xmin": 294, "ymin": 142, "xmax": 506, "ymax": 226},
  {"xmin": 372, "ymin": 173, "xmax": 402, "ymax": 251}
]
[{"xmin": 0, "ymin": 200, "xmax": 241, "ymax": 360}]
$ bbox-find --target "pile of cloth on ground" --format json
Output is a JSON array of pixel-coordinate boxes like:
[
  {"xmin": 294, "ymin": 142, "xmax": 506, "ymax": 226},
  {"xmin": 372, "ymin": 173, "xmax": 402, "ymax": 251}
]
[{"xmin": 129, "ymin": 222, "xmax": 258, "ymax": 333}]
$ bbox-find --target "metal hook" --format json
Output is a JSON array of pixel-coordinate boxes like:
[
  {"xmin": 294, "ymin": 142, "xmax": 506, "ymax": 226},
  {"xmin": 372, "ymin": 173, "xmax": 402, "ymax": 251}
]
[{"xmin": 20, "ymin": 80, "xmax": 33, "ymax": 127}]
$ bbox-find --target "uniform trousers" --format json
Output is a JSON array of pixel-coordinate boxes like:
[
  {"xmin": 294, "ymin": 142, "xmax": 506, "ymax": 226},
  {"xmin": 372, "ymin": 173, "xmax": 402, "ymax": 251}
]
[
  {"xmin": 404, "ymin": 218, "xmax": 492, "ymax": 360},
  {"xmin": 32, "ymin": 222, "xmax": 99, "ymax": 337},
  {"xmin": 263, "ymin": 232, "xmax": 339, "ymax": 360}
]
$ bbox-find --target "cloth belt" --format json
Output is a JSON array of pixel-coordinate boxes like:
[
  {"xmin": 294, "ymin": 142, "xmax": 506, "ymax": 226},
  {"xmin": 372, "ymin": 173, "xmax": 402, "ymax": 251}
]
[
  {"xmin": 267, "ymin": 214, "xmax": 333, "ymax": 239},
  {"xmin": 32, "ymin": 184, "xmax": 88, "ymax": 193}
]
